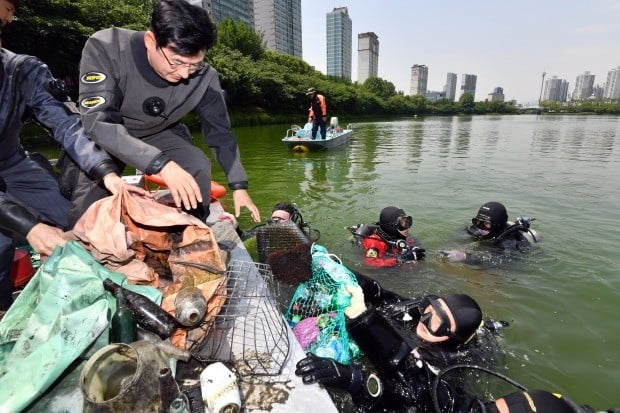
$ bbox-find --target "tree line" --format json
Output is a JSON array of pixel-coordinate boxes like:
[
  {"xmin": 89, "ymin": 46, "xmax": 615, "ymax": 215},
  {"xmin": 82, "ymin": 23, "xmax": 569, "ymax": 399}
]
[{"xmin": 7, "ymin": 0, "xmax": 617, "ymax": 122}]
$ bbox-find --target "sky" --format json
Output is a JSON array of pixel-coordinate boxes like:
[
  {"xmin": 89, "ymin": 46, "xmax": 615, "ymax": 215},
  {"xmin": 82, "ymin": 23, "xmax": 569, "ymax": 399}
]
[{"xmin": 300, "ymin": 0, "xmax": 620, "ymax": 105}]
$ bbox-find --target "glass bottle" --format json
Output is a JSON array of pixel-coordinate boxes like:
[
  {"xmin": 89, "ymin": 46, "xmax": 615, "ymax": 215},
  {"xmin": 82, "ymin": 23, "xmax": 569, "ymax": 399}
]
[
  {"xmin": 110, "ymin": 287, "xmax": 137, "ymax": 344},
  {"xmin": 103, "ymin": 278, "xmax": 178, "ymax": 339}
]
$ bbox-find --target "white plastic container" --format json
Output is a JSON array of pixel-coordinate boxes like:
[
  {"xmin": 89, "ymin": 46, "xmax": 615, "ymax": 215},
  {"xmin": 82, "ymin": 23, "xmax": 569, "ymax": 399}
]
[{"xmin": 200, "ymin": 362, "xmax": 241, "ymax": 413}]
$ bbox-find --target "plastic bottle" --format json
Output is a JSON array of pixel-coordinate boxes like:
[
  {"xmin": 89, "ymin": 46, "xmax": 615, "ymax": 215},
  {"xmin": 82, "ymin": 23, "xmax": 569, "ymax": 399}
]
[
  {"xmin": 110, "ymin": 287, "xmax": 137, "ymax": 344},
  {"xmin": 103, "ymin": 279, "xmax": 178, "ymax": 339}
]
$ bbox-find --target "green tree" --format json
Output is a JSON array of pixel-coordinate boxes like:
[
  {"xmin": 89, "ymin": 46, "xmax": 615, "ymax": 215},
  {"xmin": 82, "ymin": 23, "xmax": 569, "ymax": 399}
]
[
  {"xmin": 458, "ymin": 93, "xmax": 475, "ymax": 113},
  {"xmin": 409, "ymin": 94, "xmax": 429, "ymax": 114},
  {"xmin": 4, "ymin": 0, "xmax": 150, "ymax": 88},
  {"xmin": 362, "ymin": 77, "xmax": 396, "ymax": 100},
  {"xmin": 214, "ymin": 18, "xmax": 265, "ymax": 61}
]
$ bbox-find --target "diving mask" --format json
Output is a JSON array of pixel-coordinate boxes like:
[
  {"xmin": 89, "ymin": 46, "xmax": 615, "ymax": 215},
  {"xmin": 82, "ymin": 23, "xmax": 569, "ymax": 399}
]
[
  {"xmin": 418, "ymin": 295, "xmax": 452, "ymax": 337},
  {"xmin": 396, "ymin": 215, "xmax": 413, "ymax": 231}
]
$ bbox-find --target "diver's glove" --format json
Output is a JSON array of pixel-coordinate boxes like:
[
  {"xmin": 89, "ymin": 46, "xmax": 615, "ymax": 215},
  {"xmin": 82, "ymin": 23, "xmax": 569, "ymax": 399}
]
[
  {"xmin": 437, "ymin": 250, "xmax": 467, "ymax": 262},
  {"xmin": 402, "ymin": 246, "xmax": 426, "ymax": 261},
  {"xmin": 295, "ymin": 353, "xmax": 363, "ymax": 394}
]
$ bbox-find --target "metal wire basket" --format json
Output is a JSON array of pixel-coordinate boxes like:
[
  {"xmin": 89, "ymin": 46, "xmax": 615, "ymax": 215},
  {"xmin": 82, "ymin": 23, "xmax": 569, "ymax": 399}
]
[{"xmin": 195, "ymin": 260, "xmax": 291, "ymax": 383}]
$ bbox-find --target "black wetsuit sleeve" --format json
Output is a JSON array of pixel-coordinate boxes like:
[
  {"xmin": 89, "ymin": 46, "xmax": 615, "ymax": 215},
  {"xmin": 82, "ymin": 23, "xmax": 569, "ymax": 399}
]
[
  {"xmin": 347, "ymin": 308, "xmax": 412, "ymax": 375},
  {"xmin": 351, "ymin": 269, "xmax": 407, "ymax": 307},
  {"xmin": 0, "ymin": 196, "xmax": 40, "ymax": 237},
  {"xmin": 194, "ymin": 75, "xmax": 248, "ymax": 189}
]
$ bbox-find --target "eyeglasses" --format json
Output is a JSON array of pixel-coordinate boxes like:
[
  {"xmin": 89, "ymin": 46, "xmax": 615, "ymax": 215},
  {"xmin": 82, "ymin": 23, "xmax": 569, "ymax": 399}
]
[
  {"xmin": 472, "ymin": 218, "xmax": 492, "ymax": 230},
  {"xmin": 418, "ymin": 295, "xmax": 452, "ymax": 337},
  {"xmin": 158, "ymin": 47, "xmax": 206, "ymax": 72},
  {"xmin": 396, "ymin": 215, "xmax": 413, "ymax": 231}
]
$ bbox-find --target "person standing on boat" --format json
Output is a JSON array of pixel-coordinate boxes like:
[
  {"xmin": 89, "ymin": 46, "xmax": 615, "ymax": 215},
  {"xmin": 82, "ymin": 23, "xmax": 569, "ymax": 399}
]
[
  {"xmin": 349, "ymin": 206, "xmax": 426, "ymax": 267},
  {"xmin": 306, "ymin": 87, "xmax": 327, "ymax": 140},
  {"xmin": 437, "ymin": 201, "xmax": 540, "ymax": 265},
  {"xmin": 0, "ymin": 0, "xmax": 138, "ymax": 312},
  {"xmin": 66, "ymin": 0, "xmax": 260, "ymax": 226}
]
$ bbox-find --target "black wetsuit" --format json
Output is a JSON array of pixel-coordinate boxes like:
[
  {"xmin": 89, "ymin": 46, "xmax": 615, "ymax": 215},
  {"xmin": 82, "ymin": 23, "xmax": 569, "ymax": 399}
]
[
  {"xmin": 68, "ymin": 28, "xmax": 249, "ymax": 224},
  {"xmin": 348, "ymin": 274, "xmax": 490, "ymax": 412},
  {"xmin": 0, "ymin": 48, "xmax": 116, "ymax": 309},
  {"xmin": 461, "ymin": 222, "xmax": 539, "ymax": 265}
]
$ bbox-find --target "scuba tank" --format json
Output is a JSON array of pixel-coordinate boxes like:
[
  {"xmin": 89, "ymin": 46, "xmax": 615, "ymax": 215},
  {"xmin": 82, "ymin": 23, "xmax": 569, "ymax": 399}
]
[{"xmin": 494, "ymin": 216, "xmax": 540, "ymax": 244}]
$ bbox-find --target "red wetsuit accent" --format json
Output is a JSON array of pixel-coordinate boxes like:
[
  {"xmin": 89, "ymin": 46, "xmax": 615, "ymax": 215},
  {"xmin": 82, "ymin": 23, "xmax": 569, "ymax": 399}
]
[{"xmin": 361, "ymin": 233, "xmax": 416, "ymax": 267}]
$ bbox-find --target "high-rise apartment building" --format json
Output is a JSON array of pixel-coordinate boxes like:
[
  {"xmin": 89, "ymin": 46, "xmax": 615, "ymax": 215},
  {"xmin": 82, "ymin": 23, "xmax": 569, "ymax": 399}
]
[
  {"xmin": 592, "ymin": 84, "xmax": 605, "ymax": 99},
  {"xmin": 326, "ymin": 7, "xmax": 352, "ymax": 80},
  {"xmin": 210, "ymin": 0, "xmax": 253, "ymax": 26},
  {"xmin": 410, "ymin": 64, "xmax": 428, "ymax": 95},
  {"xmin": 444, "ymin": 72, "xmax": 457, "ymax": 101},
  {"xmin": 542, "ymin": 76, "xmax": 569, "ymax": 102},
  {"xmin": 572, "ymin": 71, "xmax": 595, "ymax": 100},
  {"xmin": 357, "ymin": 32, "xmax": 379, "ymax": 83},
  {"xmin": 487, "ymin": 87, "xmax": 505, "ymax": 102},
  {"xmin": 254, "ymin": 0, "xmax": 302, "ymax": 58},
  {"xmin": 460, "ymin": 74, "xmax": 477, "ymax": 100},
  {"xmin": 603, "ymin": 66, "xmax": 620, "ymax": 100}
]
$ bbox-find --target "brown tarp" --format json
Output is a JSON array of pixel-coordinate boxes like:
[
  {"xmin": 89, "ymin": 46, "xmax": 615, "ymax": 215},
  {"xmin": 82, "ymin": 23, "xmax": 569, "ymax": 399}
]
[{"xmin": 72, "ymin": 188, "xmax": 227, "ymax": 349}]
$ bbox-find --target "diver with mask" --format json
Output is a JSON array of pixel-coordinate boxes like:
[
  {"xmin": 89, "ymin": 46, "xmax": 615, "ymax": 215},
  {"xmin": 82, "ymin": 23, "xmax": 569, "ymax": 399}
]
[
  {"xmin": 348, "ymin": 206, "xmax": 426, "ymax": 267},
  {"xmin": 438, "ymin": 202, "xmax": 540, "ymax": 265},
  {"xmin": 295, "ymin": 283, "xmax": 505, "ymax": 412}
]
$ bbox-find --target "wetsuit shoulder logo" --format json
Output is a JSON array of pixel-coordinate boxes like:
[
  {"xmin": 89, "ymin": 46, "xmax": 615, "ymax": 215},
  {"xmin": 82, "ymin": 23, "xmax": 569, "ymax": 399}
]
[
  {"xmin": 81, "ymin": 72, "xmax": 107, "ymax": 84},
  {"xmin": 80, "ymin": 96, "xmax": 106, "ymax": 109}
]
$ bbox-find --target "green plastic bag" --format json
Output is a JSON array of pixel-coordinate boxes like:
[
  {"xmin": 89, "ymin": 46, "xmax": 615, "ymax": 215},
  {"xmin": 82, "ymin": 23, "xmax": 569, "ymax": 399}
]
[{"xmin": 0, "ymin": 241, "xmax": 161, "ymax": 413}]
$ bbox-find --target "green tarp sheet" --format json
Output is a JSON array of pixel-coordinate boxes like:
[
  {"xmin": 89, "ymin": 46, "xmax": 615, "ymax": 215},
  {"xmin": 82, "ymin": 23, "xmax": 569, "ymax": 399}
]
[{"xmin": 0, "ymin": 241, "xmax": 161, "ymax": 413}]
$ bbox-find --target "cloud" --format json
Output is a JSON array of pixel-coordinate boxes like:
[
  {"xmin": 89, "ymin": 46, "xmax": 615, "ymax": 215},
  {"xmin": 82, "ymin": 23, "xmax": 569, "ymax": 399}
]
[{"xmin": 610, "ymin": 2, "xmax": 620, "ymax": 11}]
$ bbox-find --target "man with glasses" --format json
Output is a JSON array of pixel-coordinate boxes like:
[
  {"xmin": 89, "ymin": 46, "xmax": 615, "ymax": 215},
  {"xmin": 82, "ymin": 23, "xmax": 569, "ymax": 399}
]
[
  {"xmin": 438, "ymin": 201, "xmax": 539, "ymax": 264},
  {"xmin": 67, "ymin": 0, "xmax": 260, "ymax": 225},
  {"xmin": 295, "ymin": 285, "xmax": 488, "ymax": 411},
  {"xmin": 352, "ymin": 205, "xmax": 425, "ymax": 267}
]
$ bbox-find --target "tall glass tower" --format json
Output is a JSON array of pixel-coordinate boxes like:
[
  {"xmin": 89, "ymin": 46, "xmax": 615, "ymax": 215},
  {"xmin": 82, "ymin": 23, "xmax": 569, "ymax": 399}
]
[
  {"xmin": 210, "ymin": 0, "xmax": 253, "ymax": 26},
  {"xmin": 254, "ymin": 0, "xmax": 302, "ymax": 58},
  {"xmin": 326, "ymin": 7, "xmax": 352, "ymax": 80}
]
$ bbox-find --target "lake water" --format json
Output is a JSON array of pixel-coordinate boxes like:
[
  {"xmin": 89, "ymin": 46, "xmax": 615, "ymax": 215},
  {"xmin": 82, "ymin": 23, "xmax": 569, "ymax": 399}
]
[{"xmin": 27, "ymin": 114, "xmax": 620, "ymax": 407}]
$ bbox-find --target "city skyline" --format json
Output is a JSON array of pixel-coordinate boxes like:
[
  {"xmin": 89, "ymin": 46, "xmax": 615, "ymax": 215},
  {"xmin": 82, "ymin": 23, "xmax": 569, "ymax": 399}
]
[{"xmin": 300, "ymin": 0, "xmax": 620, "ymax": 104}]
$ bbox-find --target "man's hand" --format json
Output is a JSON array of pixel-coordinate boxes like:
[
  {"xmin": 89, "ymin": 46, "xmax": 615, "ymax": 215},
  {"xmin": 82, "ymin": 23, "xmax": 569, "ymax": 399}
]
[
  {"xmin": 159, "ymin": 161, "xmax": 202, "ymax": 210},
  {"xmin": 26, "ymin": 223, "xmax": 69, "ymax": 256},
  {"xmin": 232, "ymin": 189, "xmax": 260, "ymax": 222},
  {"xmin": 102, "ymin": 173, "xmax": 150, "ymax": 197}
]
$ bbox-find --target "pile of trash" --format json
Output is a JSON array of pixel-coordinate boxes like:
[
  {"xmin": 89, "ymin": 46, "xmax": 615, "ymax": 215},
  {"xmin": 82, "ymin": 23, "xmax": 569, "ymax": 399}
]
[{"xmin": 0, "ymin": 190, "xmax": 240, "ymax": 412}]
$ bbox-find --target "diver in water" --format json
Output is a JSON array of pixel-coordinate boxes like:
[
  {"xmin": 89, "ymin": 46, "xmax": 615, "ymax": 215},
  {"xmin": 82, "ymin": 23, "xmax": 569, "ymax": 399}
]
[
  {"xmin": 348, "ymin": 206, "xmax": 426, "ymax": 267},
  {"xmin": 221, "ymin": 201, "xmax": 317, "ymax": 242},
  {"xmin": 438, "ymin": 201, "xmax": 539, "ymax": 265},
  {"xmin": 295, "ymin": 283, "xmax": 504, "ymax": 412}
]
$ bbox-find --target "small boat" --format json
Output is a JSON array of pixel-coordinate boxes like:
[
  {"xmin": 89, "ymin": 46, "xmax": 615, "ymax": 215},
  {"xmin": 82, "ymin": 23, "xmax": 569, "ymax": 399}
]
[{"xmin": 282, "ymin": 118, "xmax": 353, "ymax": 152}]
